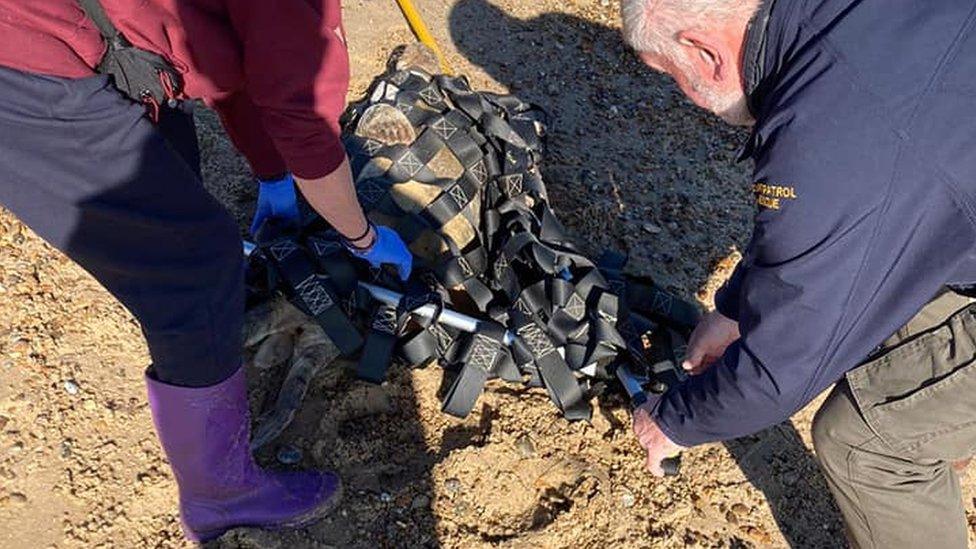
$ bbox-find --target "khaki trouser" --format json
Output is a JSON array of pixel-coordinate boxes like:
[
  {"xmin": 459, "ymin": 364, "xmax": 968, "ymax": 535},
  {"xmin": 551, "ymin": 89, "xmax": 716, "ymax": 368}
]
[{"xmin": 812, "ymin": 291, "xmax": 976, "ymax": 548}]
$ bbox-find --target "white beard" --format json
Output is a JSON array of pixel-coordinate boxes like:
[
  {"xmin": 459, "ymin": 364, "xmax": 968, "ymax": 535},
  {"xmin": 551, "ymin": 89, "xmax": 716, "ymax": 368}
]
[
  {"xmin": 700, "ymin": 84, "xmax": 755, "ymax": 127},
  {"xmin": 679, "ymin": 60, "xmax": 756, "ymax": 126}
]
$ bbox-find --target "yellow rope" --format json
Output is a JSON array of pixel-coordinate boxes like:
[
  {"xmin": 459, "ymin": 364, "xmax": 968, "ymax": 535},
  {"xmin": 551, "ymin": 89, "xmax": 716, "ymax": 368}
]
[{"xmin": 393, "ymin": 0, "xmax": 453, "ymax": 74}]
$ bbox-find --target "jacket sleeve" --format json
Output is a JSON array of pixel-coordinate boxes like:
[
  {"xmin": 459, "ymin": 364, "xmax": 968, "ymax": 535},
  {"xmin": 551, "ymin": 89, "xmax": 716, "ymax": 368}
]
[
  {"xmin": 654, "ymin": 184, "xmax": 861, "ymax": 446},
  {"xmin": 713, "ymin": 262, "xmax": 745, "ymax": 320},
  {"xmin": 222, "ymin": 0, "xmax": 349, "ymax": 180},
  {"xmin": 653, "ymin": 118, "xmax": 973, "ymax": 446},
  {"xmin": 211, "ymin": 91, "xmax": 287, "ymax": 180}
]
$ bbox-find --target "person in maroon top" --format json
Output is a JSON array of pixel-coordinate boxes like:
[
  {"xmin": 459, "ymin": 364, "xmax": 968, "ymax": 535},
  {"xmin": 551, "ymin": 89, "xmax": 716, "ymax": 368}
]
[{"xmin": 0, "ymin": 1, "xmax": 414, "ymax": 541}]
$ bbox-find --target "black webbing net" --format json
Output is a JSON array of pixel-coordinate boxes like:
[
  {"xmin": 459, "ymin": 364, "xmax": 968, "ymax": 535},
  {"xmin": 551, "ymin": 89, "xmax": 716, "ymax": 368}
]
[{"xmin": 248, "ymin": 58, "xmax": 700, "ymax": 421}]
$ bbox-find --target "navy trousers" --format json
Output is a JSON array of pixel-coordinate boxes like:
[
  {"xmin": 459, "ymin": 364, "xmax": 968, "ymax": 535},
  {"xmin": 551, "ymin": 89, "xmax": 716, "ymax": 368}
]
[{"xmin": 0, "ymin": 65, "xmax": 243, "ymax": 387}]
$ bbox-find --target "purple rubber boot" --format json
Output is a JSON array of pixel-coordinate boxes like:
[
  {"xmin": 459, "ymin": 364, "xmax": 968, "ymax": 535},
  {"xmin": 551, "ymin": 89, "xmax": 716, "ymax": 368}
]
[{"xmin": 146, "ymin": 367, "xmax": 341, "ymax": 542}]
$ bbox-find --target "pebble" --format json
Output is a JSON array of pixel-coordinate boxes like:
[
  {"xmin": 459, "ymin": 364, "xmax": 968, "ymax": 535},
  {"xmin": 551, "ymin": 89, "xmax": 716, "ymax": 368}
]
[
  {"xmin": 411, "ymin": 495, "xmax": 431, "ymax": 510},
  {"xmin": 380, "ymin": 492, "xmax": 393, "ymax": 503},
  {"xmin": 63, "ymin": 380, "xmax": 79, "ymax": 395},
  {"xmin": 276, "ymin": 445, "xmax": 302, "ymax": 465},
  {"xmin": 348, "ymin": 385, "xmax": 394, "ymax": 418},
  {"xmin": 642, "ymin": 222, "xmax": 662, "ymax": 234},
  {"xmin": 620, "ymin": 490, "xmax": 636, "ymax": 508},
  {"xmin": 443, "ymin": 478, "xmax": 461, "ymax": 494},
  {"xmin": 782, "ymin": 471, "xmax": 799, "ymax": 486},
  {"xmin": 515, "ymin": 435, "xmax": 536, "ymax": 458},
  {"xmin": 7, "ymin": 493, "xmax": 27, "ymax": 506}
]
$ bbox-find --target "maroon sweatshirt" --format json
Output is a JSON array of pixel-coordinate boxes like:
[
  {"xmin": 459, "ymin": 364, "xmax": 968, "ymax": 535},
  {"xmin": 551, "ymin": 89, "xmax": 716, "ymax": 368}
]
[{"xmin": 0, "ymin": 1, "xmax": 350, "ymax": 179}]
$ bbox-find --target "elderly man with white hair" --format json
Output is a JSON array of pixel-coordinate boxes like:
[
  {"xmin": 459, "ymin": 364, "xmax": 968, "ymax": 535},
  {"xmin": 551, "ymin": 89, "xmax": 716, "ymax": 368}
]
[{"xmin": 622, "ymin": 0, "xmax": 976, "ymax": 547}]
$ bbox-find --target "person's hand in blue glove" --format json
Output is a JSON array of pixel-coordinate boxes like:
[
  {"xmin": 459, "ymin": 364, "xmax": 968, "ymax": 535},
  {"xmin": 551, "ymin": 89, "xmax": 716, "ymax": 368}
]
[
  {"xmin": 344, "ymin": 223, "xmax": 413, "ymax": 281},
  {"xmin": 250, "ymin": 173, "xmax": 302, "ymax": 237}
]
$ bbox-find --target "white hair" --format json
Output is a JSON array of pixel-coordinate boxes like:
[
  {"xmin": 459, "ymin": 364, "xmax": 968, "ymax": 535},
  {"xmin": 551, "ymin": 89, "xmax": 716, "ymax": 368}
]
[
  {"xmin": 621, "ymin": 0, "xmax": 754, "ymax": 57},
  {"xmin": 621, "ymin": 0, "xmax": 759, "ymax": 125}
]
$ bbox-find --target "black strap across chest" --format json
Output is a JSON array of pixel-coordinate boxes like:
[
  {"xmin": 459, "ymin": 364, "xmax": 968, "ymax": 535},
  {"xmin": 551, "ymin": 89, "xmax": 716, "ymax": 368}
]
[{"xmin": 76, "ymin": 0, "xmax": 184, "ymax": 115}]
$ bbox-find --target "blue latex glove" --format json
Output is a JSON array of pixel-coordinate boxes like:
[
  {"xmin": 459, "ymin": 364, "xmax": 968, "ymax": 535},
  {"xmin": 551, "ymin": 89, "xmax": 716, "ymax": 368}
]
[
  {"xmin": 250, "ymin": 173, "xmax": 301, "ymax": 237},
  {"xmin": 348, "ymin": 225, "xmax": 413, "ymax": 281}
]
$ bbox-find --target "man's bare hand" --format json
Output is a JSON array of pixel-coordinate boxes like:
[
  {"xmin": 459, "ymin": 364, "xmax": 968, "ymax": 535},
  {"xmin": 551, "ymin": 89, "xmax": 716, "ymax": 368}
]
[
  {"xmin": 633, "ymin": 404, "xmax": 685, "ymax": 477},
  {"xmin": 682, "ymin": 310, "xmax": 739, "ymax": 375}
]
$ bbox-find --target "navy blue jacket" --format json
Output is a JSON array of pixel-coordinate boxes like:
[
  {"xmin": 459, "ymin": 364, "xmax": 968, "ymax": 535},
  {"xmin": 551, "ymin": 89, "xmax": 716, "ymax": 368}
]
[{"xmin": 654, "ymin": 0, "xmax": 976, "ymax": 445}]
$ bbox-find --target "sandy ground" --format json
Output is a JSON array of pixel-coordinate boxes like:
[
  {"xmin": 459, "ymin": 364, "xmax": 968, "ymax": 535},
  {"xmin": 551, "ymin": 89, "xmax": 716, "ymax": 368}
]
[{"xmin": 2, "ymin": 1, "xmax": 976, "ymax": 547}]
